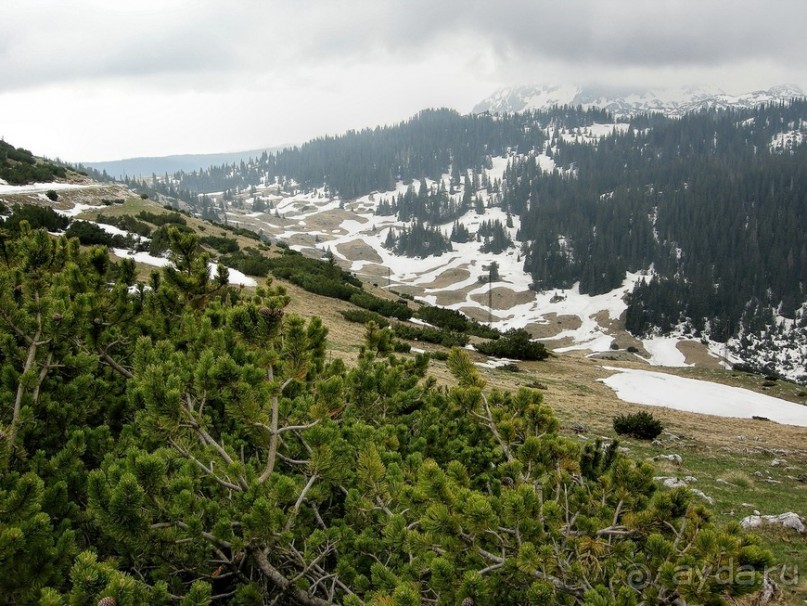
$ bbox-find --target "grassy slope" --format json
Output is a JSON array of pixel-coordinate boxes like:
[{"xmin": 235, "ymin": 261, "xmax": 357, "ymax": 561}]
[{"xmin": 5, "ymin": 186, "xmax": 805, "ymax": 604}]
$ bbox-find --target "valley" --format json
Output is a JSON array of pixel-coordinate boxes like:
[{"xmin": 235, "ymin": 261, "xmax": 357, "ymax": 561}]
[
  {"xmin": 4, "ymin": 0, "xmax": 807, "ymax": 601},
  {"xmin": 2, "ymin": 96, "xmax": 806, "ymax": 603}
]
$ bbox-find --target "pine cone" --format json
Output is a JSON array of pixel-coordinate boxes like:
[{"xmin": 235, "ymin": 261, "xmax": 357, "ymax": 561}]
[
  {"xmin": 97, "ymin": 598, "xmax": 117, "ymax": 606},
  {"xmin": 461, "ymin": 598, "xmax": 475, "ymax": 606},
  {"xmin": 259, "ymin": 306, "xmax": 283, "ymax": 319}
]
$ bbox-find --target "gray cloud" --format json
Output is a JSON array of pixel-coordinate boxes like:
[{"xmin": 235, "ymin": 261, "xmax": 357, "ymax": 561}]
[
  {"xmin": 2, "ymin": 0, "xmax": 805, "ymax": 92},
  {"xmin": 2, "ymin": 0, "xmax": 805, "ymax": 161},
  {"xmin": 415, "ymin": 1, "xmax": 806, "ymax": 69}
]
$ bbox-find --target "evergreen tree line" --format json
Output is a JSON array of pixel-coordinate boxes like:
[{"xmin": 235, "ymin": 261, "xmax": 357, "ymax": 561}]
[
  {"xmin": 72, "ymin": 101, "xmax": 807, "ymax": 341},
  {"xmin": 376, "ymin": 178, "xmax": 471, "ymax": 224},
  {"xmin": 505, "ymin": 101, "xmax": 807, "ymax": 338},
  {"xmin": 112, "ymin": 108, "xmax": 612, "ymax": 204},
  {"xmin": 173, "ymin": 108, "xmax": 545, "ymax": 199},
  {"xmin": 384, "ymin": 221, "xmax": 453, "ymax": 258}
]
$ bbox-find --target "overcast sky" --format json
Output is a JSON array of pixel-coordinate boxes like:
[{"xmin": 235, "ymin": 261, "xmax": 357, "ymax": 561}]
[{"xmin": 2, "ymin": 0, "xmax": 806, "ymax": 162}]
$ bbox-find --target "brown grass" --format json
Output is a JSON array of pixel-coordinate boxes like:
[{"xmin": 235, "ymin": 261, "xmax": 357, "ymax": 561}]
[
  {"xmin": 433, "ymin": 286, "xmax": 479, "ymax": 307},
  {"xmin": 526, "ymin": 314, "xmax": 582, "ymax": 339},
  {"xmin": 678, "ymin": 340, "xmax": 724, "ymax": 368},
  {"xmin": 335, "ymin": 240, "xmax": 383, "ymax": 264},
  {"xmin": 417, "ymin": 268, "xmax": 471, "ymax": 289},
  {"xmin": 303, "ymin": 209, "xmax": 369, "ymax": 233},
  {"xmin": 470, "ymin": 286, "xmax": 536, "ymax": 310}
]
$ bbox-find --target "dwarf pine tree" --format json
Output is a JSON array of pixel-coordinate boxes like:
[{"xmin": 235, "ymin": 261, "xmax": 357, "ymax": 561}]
[{"xmin": 0, "ymin": 224, "xmax": 776, "ymax": 605}]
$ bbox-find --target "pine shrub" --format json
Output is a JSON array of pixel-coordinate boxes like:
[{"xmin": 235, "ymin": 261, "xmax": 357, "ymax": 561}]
[
  {"xmin": 475, "ymin": 329, "xmax": 547, "ymax": 360},
  {"xmin": 340, "ymin": 309, "xmax": 390, "ymax": 327},
  {"xmin": 612, "ymin": 411, "xmax": 663, "ymax": 440}
]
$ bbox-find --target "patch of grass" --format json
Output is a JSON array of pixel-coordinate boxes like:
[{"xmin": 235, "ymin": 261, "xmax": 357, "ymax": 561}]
[
  {"xmin": 81, "ymin": 197, "xmax": 161, "ymax": 218},
  {"xmin": 651, "ymin": 449, "xmax": 807, "ymax": 596},
  {"xmin": 718, "ymin": 471, "xmax": 755, "ymax": 489}
]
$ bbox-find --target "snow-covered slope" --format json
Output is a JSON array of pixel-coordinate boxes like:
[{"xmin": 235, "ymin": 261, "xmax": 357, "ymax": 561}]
[
  {"xmin": 203, "ymin": 147, "xmax": 720, "ymax": 369},
  {"xmin": 473, "ymin": 84, "xmax": 805, "ymax": 117}
]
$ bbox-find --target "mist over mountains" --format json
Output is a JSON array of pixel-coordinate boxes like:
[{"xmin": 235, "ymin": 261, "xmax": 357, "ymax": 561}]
[
  {"xmin": 473, "ymin": 83, "xmax": 805, "ymax": 117},
  {"xmin": 83, "ymin": 145, "xmax": 291, "ymax": 180}
]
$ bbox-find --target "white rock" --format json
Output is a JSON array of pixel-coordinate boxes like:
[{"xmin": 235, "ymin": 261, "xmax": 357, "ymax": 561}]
[
  {"xmin": 653, "ymin": 476, "xmax": 695, "ymax": 489},
  {"xmin": 653, "ymin": 454, "xmax": 683, "ymax": 465},
  {"xmin": 690, "ymin": 489, "xmax": 715, "ymax": 505},
  {"xmin": 683, "ymin": 476, "xmax": 698, "ymax": 484},
  {"xmin": 740, "ymin": 512, "xmax": 805, "ymax": 534},
  {"xmin": 771, "ymin": 459, "xmax": 786, "ymax": 467}
]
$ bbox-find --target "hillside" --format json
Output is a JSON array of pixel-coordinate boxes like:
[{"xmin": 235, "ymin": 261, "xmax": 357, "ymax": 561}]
[
  {"xmin": 0, "ymin": 139, "xmax": 70, "ymax": 185},
  {"xmin": 114, "ymin": 101, "xmax": 807, "ymax": 383},
  {"xmin": 1, "ymin": 158, "xmax": 806, "ymax": 603},
  {"xmin": 81, "ymin": 145, "xmax": 292, "ymax": 180}
]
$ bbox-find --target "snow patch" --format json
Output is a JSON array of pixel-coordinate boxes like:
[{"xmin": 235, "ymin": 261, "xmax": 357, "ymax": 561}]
[
  {"xmin": 770, "ymin": 126, "xmax": 805, "ymax": 153},
  {"xmin": 112, "ymin": 249, "xmax": 172, "ymax": 267},
  {"xmin": 111, "ymin": 249, "xmax": 258, "ymax": 287},
  {"xmin": 54, "ymin": 203, "xmax": 98, "ymax": 218},
  {"xmin": 641, "ymin": 337, "xmax": 692, "ymax": 367},
  {"xmin": 600, "ymin": 366, "xmax": 807, "ymax": 427},
  {"xmin": 476, "ymin": 357, "xmax": 519, "ymax": 369},
  {"xmin": 208, "ymin": 263, "xmax": 258, "ymax": 287},
  {"xmin": 0, "ymin": 181, "xmax": 94, "ymax": 195}
]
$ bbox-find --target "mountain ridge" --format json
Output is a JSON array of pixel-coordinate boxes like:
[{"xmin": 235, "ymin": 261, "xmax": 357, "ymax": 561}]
[
  {"xmin": 82, "ymin": 145, "xmax": 293, "ymax": 180},
  {"xmin": 473, "ymin": 83, "xmax": 805, "ymax": 117}
]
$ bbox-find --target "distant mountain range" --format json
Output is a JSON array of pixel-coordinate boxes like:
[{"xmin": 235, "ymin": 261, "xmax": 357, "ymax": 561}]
[
  {"xmin": 82, "ymin": 145, "xmax": 292, "ymax": 180},
  {"xmin": 473, "ymin": 83, "xmax": 805, "ymax": 117}
]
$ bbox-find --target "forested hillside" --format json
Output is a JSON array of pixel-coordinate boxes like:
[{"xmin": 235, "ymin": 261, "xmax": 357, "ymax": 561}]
[
  {"xmin": 0, "ymin": 222, "xmax": 778, "ymax": 605},
  {"xmin": 116, "ymin": 101, "xmax": 807, "ymax": 347},
  {"xmin": 507, "ymin": 102, "xmax": 807, "ymax": 338},
  {"xmin": 0, "ymin": 140, "xmax": 68, "ymax": 185},
  {"xmin": 114, "ymin": 109, "xmax": 547, "ymax": 201}
]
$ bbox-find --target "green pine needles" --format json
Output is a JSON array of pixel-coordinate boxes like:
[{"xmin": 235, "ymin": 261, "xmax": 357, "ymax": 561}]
[{"xmin": 0, "ymin": 223, "xmax": 774, "ymax": 605}]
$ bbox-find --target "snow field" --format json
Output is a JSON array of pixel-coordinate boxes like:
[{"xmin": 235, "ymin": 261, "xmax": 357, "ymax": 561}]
[
  {"xmin": 0, "ymin": 181, "xmax": 97, "ymax": 195},
  {"xmin": 600, "ymin": 366, "xmax": 807, "ymax": 427}
]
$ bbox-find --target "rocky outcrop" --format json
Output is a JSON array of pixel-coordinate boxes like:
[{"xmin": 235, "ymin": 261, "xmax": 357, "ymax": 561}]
[{"xmin": 740, "ymin": 512, "xmax": 805, "ymax": 534}]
